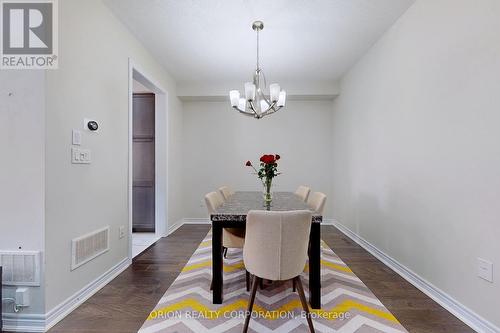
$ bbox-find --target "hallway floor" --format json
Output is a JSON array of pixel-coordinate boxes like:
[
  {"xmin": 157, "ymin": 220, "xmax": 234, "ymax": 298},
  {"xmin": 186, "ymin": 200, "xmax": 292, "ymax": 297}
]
[{"xmin": 132, "ymin": 232, "xmax": 159, "ymax": 258}]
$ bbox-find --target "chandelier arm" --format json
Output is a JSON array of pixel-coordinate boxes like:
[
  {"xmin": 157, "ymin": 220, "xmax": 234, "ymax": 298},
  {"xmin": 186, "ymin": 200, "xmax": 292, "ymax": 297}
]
[
  {"xmin": 233, "ymin": 105, "xmax": 250, "ymax": 114},
  {"xmin": 263, "ymin": 107, "xmax": 280, "ymax": 117},
  {"xmin": 240, "ymin": 110, "xmax": 258, "ymax": 117},
  {"xmin": 233, "ymin": 106, "xmax": 256, "ymax": 117},
  {"xmin": 260, "ymin": 101, "xmax": 279, "ymax": 117},
  {"xmin": 268, "ymin": 104, "xmax": 283, "ymax": 115},
  {"xmin": 248, "ymin": 100, "xmax": 259, "ymax": 115}
]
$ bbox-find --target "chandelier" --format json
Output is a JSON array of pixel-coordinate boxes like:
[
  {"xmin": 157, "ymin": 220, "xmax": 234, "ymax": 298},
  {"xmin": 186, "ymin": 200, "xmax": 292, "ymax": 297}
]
[{"xmin": 229, "ymin": 21, "xmax": 286, "ymax": 119}]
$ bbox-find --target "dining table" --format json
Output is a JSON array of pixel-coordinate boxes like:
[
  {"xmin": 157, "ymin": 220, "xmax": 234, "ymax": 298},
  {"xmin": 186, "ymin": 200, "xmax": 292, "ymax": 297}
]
[{"xmin": 210, "ymin": 191, "xmax": 322, "ymax": 309}]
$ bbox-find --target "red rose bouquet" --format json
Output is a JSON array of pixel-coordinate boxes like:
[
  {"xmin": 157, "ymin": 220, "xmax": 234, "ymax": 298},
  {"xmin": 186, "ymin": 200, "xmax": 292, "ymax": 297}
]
[{"xmin": 245, "ymin": 154, "xmax": 281, "ymax": 204}]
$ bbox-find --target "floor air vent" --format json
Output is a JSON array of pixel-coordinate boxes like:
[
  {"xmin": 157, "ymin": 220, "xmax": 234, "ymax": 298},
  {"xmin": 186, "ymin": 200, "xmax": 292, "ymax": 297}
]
[
  {"xmin": 71, "ymin": 226, "xmax": 110, "ymax": 270},
  {"xmin": 0, "ymin": 251, "xmax": 41, "ymax": 286}
]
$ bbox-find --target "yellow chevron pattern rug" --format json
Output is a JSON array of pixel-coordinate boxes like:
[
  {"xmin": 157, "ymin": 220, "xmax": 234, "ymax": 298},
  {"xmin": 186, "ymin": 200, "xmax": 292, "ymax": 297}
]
[{"xmin": 138, "ymin": 230, "xmax": 408, "ymax": 332}]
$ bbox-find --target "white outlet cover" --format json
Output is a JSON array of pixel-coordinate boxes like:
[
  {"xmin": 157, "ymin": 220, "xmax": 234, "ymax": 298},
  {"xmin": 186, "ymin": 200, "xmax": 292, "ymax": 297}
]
[{"xmin": 477, "ymin": 258, "xmax": 493, "ymax": 283}]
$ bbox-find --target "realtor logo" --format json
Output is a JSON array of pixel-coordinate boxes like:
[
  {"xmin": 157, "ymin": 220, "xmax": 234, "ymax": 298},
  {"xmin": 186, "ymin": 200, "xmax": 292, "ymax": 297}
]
[{"xmin": 1, "ymin": 0, "xmax": 58, "ymax": 69}]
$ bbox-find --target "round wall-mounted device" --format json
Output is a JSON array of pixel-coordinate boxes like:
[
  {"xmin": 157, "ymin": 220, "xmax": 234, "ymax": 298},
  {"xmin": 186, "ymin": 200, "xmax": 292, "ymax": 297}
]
[{"xmin": 87, "ymin": 121, "xmax": 98, "ymax": 131}]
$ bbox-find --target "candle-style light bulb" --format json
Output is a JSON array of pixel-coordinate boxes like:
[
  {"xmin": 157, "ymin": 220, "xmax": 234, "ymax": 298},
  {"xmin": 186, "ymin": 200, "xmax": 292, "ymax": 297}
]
[
  {"xmin": 238, "ymin": 98, "xmax": 246, "ymax": 111},
  {"xmin": 277, "ymin": 91, "xmax": 286, "ymax": 107},
  {"xmin": 269, "ymin": 83, "xmax": 280, "ymax": 102},
  {"xmin": 229, "ymin": 90, "xmax": 240, "ymax": 107},
  {"xmin": 244, "ymin": 82, "xmax": 256, "ymax": 101}
]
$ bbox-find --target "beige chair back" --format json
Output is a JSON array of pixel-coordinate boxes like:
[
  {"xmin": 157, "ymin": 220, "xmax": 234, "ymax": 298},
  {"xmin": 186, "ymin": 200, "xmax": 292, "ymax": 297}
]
[
  {"xmin": 307, "ymin": 192, "xmax": 326, "ymax": 215},
  {"xmin": 219, "ymin": 186, "xmax": 234, "ymax": 201},
  {"xmin": 206, "ymin": 191, "xmax": 244, "ymax": 249},
  {"xmin": 295, "ymin": 185, "xmax": 311, "ymax": 202},
  {"xmin": 204, "ymin": 191, "xmax": 224, "ymax": 214},
  {"xmin": 243, "ymin": 210, "xmax": 312, "ymax": 281}
]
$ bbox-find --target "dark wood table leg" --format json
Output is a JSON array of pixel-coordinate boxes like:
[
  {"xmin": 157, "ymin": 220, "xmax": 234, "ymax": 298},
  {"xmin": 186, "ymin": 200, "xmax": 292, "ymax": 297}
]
[
  {"xmin": 212, "ymin": 223, "xmax": 223, "ymax": 304},
  {"xmin": 309, "ymin": 222, "xmax": 321, "ymax": 309}
]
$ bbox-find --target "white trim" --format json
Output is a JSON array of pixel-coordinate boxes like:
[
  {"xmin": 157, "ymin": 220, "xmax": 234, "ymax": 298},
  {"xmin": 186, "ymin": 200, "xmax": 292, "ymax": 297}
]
[
  {"xmin": 2, "ymin": 258, "xmax": 130, "ymax": 332},
  {"xmin": 44, "ymin": 257, "xmax": 130, "ymax": 331},
  {"xmin": 1, "ymin": 313, "xmax": 45, "ymax": 333},
  {"xmin": 127, "ymin": 59, "xmax": 134, "ymax": 264},
  {"xmin": 167, "ymin": 219, "xmax": 185, "ymax": 235},
  {"xmin": 331, "ymin": 220, "xmax": 499, "ymax": 333},
  {"xmin": 183, "ymin": 218, "xmax": 210, "ymax": 224},
  {"xmin": 322, "ymin": 218, "xmax": 335, "ymax": 225},
  {"xmin": 128, "ymin": 58, "xmax": 170, "ymax": 259}
]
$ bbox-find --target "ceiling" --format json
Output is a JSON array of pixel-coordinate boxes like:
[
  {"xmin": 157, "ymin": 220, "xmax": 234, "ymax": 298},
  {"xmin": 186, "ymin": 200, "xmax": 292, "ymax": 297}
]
[{"xmin": 105, "ymin": 0, "xmax": 415, "ymax": 86}]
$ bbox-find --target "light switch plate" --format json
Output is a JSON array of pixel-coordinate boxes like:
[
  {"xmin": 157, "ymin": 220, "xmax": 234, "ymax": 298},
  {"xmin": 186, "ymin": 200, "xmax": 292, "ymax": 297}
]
[
  {"xmin": 477, "ymin": 258, "xmax": 493, "ymax": 282},
  {"xmin": 119, "ymin": 226, "xmax": 125, "ymax": 239},
  {"xmin": 71, "ymin": 147, "xmax": 91, "ymax": 164},
  {"xmin": 72, "ymin": 129, "xmax": 82, "ymax": 145}
]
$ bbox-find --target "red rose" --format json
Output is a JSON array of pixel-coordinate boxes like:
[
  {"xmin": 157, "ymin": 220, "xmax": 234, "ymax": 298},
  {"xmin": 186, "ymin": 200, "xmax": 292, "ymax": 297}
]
[
  {"xmin": 260, "ymin": 154, "xmax": 275, "ymax": 164},
  {"xmin": 245, "ymin": 160, "xmax": 252, "ymax": 166},
  {"xmin": 275, "ymin": 154, "xmax": 280, "ymax": 160}
]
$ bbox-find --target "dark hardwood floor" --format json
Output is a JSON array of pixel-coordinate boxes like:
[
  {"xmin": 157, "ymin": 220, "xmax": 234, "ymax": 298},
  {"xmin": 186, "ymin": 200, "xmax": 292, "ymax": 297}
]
[
  {"xmin": 321, "ymin": 228, "xmax": 474, "ymax": 333},
  {"xmin": 41, "ymin": 224, "xmax": 473, "ymax": 333}
]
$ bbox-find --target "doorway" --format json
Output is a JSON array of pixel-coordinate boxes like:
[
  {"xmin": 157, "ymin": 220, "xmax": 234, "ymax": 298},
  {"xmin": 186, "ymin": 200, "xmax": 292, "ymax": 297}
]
[
  {"xmin": 132, "ymin": 86, "xmax": 156, "ymax": 256},
  {"xmin": 128, "ymin": 60, "xmax": 168, "ymax": 259}
]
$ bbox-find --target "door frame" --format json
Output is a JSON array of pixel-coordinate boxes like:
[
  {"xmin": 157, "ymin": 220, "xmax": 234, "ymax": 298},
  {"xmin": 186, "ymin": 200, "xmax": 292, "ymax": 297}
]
[{"xmin": 128, "ymin": 58, "xmax": 169, "ymax": 260}]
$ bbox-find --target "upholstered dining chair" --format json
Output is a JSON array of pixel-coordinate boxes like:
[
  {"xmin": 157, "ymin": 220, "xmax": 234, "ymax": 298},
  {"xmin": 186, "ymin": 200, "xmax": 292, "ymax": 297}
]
[
  {"xmin": 295, "ymin": 185, "xmax": 311, "ymax": 202},
  {"xmin": 204, "ymin": 191, "xmax": 249, "ymax": 290},
  {"xmin": 218, "ymin": 185, "xmax": 234, "ymax": 201},
  {"xmin": 204, "ymin": 191, "xmax": 245, "ymax": 258},
  {"xmin": 307, "ymin": 192, "xmax": 327, "ymax": 215},
  {"xmin": 242, "ymin": 210, "xmax": 315, "ymax": 333}
]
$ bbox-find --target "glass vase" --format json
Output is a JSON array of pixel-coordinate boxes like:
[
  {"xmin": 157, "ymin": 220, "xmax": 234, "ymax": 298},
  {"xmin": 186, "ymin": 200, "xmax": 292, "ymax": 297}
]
[{"xmin": 263, "ymin": 178, "xmax": 273, "ymax": 206}]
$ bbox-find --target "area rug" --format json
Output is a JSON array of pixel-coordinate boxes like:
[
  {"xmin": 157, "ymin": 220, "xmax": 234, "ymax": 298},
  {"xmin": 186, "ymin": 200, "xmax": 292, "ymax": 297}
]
[{"xmin": 138, "ymin": 230, "xmax": 408, "ymax": 333}]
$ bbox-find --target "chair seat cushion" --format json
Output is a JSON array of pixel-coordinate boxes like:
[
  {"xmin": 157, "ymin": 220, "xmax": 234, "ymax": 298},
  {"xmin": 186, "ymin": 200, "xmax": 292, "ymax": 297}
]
[{"xmin": 223, "ymin": 228, "xmax": 245, "ymax": 248}]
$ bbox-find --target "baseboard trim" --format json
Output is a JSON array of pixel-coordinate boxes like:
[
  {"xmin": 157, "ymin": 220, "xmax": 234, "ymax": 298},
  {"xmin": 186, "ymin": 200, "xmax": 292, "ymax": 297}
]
[
  {"xmin": 2, "ymin": 313, "xmax": 45, "ymax": 333},
  {"xmin": 2, "ymin": 257, "xmax": 130, "ymax": 332},
  {"xmin": 44, "ymin": 257, "xmax": 131, "ymax": 332},
  {"xmin": 167, "ymin": 219, "xmax": 185, "ymax": 235},
  {"xmin": 183, "ymin": 218, "xmax": 210, "ymax": 224},
  {"xmin": 322, "ymin": 218, "xmax": 335, "ymax": 225},
  {"xmin": 332, "ymin": 220, "xmax": 499, "ymax": 333}
]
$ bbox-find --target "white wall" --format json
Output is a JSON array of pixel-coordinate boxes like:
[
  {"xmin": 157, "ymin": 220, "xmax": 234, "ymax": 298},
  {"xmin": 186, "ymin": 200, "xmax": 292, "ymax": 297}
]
[
  {"xmin": 182, "ymin": 100, "xmax": 334, "ymax": 219},
  {"xmin": 331, "ymin": 0, "xmax": 500, "ymax": 328},
  {"xmin": 0, "ymin": 71, "xmax": 45, "ymax": 315},
  {"xmin": 44, "ymin": 0, "xmax": 183, "ymax": 313}
]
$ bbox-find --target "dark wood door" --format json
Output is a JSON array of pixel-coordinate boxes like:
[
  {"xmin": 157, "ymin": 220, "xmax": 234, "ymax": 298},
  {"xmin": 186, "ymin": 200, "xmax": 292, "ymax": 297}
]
[{"xmin": 132, "ymin": 93, "xmax": 155, "ymax": 232}]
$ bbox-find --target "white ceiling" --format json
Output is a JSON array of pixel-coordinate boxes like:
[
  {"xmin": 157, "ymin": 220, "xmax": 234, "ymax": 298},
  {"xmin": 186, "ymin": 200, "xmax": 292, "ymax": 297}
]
[{"xmin": 105, "ymin": 0, "xmax": 415, "ymax": 86}]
